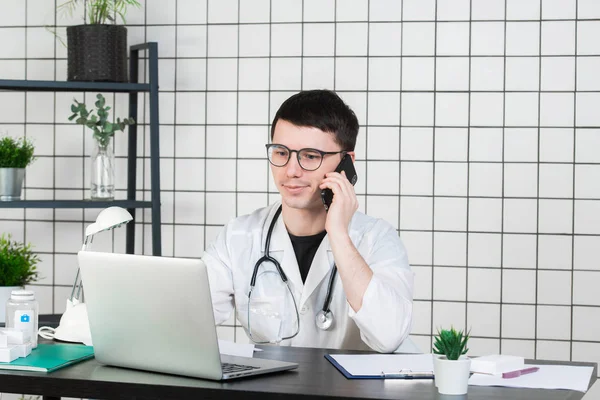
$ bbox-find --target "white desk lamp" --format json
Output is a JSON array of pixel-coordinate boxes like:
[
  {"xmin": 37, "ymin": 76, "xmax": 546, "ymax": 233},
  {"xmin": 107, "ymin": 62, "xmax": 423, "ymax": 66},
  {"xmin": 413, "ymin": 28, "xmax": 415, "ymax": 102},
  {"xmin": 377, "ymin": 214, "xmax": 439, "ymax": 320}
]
[{"xmin": 52, "ymin": 206, "xmax": 133, "ymax": 346}]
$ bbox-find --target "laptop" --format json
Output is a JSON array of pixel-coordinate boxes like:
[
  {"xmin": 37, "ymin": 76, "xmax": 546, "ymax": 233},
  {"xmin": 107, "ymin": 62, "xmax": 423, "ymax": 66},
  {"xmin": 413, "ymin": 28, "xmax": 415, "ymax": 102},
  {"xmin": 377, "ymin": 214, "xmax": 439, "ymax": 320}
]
[{"xmin": 77, "ymin": 251, "xmax": 298, "ymax": 380}]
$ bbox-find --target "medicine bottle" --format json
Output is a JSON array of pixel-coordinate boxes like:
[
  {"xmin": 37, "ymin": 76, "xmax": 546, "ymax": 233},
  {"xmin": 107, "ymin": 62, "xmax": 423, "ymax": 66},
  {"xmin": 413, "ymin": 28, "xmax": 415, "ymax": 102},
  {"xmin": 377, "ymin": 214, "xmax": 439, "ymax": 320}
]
[{"xmin": 5, "ymin": 290, "xmax": 39, "ymax": 348}]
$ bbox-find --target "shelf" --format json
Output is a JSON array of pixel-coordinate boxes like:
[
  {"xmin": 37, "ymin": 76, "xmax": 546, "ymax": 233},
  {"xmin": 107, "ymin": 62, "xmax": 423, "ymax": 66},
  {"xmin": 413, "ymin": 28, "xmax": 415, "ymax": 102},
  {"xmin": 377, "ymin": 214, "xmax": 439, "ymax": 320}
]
[
  {"xmin": 0, "ymin": 200, "xmax": 152, "ymax": 209},
  {"xmin": 0, "ymin": 79, "xmax": 150, "ymax": 93}
]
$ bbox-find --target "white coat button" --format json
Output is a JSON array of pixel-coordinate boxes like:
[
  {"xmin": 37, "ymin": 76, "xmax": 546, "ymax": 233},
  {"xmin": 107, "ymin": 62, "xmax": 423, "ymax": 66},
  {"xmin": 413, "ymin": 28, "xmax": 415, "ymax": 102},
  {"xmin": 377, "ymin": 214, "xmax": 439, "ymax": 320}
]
[{"xmin": 300, "ymin": 305, "xmax": 308, "ymax": 314}]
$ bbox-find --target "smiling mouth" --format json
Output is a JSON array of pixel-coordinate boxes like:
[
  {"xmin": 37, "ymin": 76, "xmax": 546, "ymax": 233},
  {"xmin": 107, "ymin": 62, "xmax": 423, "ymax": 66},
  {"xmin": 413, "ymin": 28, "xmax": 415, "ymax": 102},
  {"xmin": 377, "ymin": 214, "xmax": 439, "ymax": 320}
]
[{"xmin": 283, "ymin": 185, "xmax": 307, "ymax": 192}]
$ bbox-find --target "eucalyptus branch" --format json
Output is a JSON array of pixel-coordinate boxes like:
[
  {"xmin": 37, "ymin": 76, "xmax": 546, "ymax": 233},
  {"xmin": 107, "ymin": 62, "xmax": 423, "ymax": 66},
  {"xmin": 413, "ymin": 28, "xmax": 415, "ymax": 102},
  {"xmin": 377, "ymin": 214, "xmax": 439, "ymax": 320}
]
[{"xmin": 69, "ymin": 94, "xmax": 135, "ymax": 148}]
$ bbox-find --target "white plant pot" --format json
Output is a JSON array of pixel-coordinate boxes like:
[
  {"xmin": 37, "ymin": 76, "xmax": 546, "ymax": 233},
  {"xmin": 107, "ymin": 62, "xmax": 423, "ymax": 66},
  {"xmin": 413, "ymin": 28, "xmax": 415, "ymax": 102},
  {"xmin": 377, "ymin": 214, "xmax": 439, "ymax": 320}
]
[
  {"xmin": 433, "ymin": 354, "xmax": 441, "ymax": 387},
  {"xmin": 0, "ymin": 286, "xmax": 20, "ymax": 324},
  {"xmin": 434, "ymin": 355, "xmax": 471, "ymax": 395}
]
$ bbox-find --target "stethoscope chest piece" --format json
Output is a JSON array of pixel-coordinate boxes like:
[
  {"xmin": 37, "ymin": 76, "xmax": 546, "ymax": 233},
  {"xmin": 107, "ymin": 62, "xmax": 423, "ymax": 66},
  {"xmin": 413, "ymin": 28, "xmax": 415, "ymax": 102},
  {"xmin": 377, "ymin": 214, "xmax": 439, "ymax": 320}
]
[{"xmin": 315, "ymin": 309, "xmax": 334, "ymax": 330}]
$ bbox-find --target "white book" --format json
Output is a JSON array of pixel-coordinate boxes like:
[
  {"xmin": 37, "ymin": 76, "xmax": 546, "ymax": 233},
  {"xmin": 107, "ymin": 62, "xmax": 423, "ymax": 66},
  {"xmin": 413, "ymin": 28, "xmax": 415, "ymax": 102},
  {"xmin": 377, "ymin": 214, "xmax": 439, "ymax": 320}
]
[{"xmin": 470, "ymin": 354, "xmax": 525, "ymax": 375}]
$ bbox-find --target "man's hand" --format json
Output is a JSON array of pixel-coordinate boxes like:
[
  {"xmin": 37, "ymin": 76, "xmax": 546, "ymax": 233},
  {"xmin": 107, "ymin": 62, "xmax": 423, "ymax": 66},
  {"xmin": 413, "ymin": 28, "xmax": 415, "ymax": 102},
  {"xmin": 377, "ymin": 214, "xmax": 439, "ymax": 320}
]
[
  {"xmin": 319, "ymin": 170, "xmax": 359, "ymax": 237},
  {"xmin": 320, "ymin": 170, "xmax": 371, "ymax": 312}
]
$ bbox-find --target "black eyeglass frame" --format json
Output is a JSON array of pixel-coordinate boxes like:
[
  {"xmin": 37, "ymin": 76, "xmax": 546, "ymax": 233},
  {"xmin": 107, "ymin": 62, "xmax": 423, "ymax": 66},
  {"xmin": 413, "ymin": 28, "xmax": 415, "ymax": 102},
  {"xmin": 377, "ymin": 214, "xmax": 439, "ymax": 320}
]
[{"xmin": 265, "ymin": 144, "xmax": 347, "ymax": 171}]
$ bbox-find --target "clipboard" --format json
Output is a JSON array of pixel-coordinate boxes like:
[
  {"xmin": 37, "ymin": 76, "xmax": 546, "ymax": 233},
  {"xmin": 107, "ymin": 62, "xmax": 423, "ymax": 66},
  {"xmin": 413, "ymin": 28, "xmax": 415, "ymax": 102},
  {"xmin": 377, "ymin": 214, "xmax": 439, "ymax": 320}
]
[{"xmin": 325, "ymin": 353, "xmax": 434, "ymax": 380}]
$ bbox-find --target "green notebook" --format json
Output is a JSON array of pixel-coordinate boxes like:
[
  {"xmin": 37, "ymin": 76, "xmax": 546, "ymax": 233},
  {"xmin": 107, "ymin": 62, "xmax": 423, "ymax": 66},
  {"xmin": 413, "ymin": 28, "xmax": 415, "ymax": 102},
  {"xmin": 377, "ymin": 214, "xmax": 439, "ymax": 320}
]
[{"xmin": 0, "ymin": 343, "xmax": 94, "ymax": 372}]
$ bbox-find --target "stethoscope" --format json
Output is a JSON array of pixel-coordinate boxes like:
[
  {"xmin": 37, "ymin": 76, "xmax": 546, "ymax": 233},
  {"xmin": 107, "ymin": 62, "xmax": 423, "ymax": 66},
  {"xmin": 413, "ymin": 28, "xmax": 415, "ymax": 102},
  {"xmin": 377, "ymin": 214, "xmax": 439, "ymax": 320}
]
[{"xmin": 249, "ymin": 205, "xmax": 337, "ymax": 331}]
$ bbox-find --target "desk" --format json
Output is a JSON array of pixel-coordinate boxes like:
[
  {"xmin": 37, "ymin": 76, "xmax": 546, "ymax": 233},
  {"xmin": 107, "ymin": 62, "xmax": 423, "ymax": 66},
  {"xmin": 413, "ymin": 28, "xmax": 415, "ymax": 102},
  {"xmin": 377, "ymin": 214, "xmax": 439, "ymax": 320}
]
[{"xmin": 0, "ymin": 343, "xmax": 595, "ymax": 400}]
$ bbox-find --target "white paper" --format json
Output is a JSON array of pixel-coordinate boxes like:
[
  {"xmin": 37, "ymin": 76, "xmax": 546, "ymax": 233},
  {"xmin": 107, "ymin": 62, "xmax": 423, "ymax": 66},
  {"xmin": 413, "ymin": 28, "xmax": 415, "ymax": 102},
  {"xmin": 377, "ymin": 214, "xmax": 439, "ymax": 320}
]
[
  {"xmin": 329, "ymin": 354, "xmax": 434, "ymax": 377},
  {"xmin": 582, "ymin": 380, "xmax": 600, "ymax": 399},
  {"xmin": 218, "ymin": 340, "xmax": 255, "ymax": 358},
  {"xmin": 469, "ymin": 364, "xmax": 593, "ymax": 393}
]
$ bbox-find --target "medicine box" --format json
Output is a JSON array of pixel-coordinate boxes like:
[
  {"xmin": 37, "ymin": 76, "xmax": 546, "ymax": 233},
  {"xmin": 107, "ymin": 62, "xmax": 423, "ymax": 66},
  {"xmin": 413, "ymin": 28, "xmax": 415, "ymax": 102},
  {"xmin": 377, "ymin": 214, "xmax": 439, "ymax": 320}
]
[
  {"xmin": 470, "ymin": 354, "xmax": 525, "ymax": 375},
  {"xmin": 0, "ymin": 328, "xmax": 31, "ymax": 345},
  {"xmin": 0, "ymin": 346, "xmax": 20, "ymax": 363}
]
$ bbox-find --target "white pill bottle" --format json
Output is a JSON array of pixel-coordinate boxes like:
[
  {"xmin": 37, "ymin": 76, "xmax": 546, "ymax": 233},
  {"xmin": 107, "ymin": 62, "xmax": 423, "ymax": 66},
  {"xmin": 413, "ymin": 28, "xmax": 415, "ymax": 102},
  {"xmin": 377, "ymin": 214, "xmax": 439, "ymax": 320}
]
[{"xmin": 6, "ymin": 290, "xmax": 39, "ymax": 348}]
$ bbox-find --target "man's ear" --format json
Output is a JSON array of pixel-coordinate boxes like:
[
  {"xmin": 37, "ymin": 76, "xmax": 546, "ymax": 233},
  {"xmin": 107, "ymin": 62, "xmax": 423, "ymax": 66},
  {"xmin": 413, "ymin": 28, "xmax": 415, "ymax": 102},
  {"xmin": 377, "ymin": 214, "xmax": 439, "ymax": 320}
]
[{"xmin": 347, "ymin": 151, "xmax": 356, "ymax": 163}]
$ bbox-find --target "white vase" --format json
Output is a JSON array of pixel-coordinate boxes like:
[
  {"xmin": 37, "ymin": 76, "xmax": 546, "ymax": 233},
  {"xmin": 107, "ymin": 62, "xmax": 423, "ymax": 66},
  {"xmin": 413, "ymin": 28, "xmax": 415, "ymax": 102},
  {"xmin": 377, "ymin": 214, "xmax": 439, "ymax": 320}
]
[
  {"xmin": 434, "ymin": 355, "xmax": 471, "ymax": 395},
  {"xmin": 0, "ymin": 286, "xmax": 20, "ymax": 324}
]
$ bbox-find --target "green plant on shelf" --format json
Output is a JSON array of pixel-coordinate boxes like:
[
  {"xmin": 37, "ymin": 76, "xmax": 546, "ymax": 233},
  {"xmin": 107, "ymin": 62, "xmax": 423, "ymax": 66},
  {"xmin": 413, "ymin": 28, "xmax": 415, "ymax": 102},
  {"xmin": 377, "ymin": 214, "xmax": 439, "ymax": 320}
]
[
  {"xmin": 58, "ymin": 0, "xmax": 141, "ymax": 24},
  {"xmin": 0, "ymin": 135, "xmax": 36, "ymax": 169},
  {"xmin": 0, "ymin": 234, "xmax": 40, "ymax": 287},
  {"xmin": 69, "ymin": 93, "xmax": 135, "ymax": 148}
]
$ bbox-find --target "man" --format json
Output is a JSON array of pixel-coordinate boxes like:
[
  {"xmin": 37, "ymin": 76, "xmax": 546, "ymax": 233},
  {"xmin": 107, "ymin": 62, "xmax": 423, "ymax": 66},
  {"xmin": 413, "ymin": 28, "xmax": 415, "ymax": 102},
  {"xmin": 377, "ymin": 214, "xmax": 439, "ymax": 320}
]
[{"xmin": 203, "ymin": 90, "xmax": 414, "ymax": 353}]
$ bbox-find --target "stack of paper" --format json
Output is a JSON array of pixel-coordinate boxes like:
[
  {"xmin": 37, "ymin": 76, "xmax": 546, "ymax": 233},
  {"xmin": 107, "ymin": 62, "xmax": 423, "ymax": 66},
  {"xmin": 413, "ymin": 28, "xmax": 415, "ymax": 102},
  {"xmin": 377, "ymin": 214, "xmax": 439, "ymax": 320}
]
[
  {"xmin": 470, "ymin": 354, "xmax": 525, "ymax": 375},
  {"xmin": 469, "ymin": 364, "xmax": 594, "ymax": 392}
]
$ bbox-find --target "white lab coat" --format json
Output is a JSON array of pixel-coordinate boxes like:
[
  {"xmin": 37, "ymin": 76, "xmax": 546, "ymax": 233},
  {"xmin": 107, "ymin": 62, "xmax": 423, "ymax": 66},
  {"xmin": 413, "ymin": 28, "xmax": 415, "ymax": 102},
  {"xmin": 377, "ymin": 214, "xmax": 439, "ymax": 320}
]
[{"xmin": 203, "ymin": 201, "xmax": 415, "ymax": 353}]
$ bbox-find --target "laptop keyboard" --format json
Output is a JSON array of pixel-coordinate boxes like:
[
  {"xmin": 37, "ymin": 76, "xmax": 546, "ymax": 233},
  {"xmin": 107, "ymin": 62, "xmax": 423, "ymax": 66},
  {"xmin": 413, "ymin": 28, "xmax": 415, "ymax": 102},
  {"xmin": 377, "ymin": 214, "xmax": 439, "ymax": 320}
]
[{"xmin": 222, "ymin": 363, "xmax": 260, "ymax": 374}]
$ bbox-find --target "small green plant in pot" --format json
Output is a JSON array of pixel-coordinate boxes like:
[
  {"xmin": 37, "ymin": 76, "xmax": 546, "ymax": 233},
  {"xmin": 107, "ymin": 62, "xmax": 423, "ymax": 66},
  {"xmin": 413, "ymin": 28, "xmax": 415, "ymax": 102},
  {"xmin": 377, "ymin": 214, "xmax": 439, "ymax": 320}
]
[
  {"xmin": 432, "ymin": 327, "xmax": 471, "ymax": 395},
  {"xmin": 0, "ymin": 234, "xmax": 40, "ymax": 323},
  {"xmin": 0, "ymin": 136, "xmax": 36, "ymax": 201},
  {"xmin": 69, "ymin": 93, "xmax": 135, "ymax": 200}
]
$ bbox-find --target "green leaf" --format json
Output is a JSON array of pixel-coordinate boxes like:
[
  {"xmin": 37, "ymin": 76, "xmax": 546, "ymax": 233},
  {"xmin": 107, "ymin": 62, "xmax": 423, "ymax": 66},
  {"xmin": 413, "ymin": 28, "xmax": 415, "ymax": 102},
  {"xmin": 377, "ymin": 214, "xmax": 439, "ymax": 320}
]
[
  {"xmin": 0, "ymin": 136, "xmax": 36, "ymax": 168},
  {"xmin": 68, "ymin": 92, "xmax": 128, "ymax": 139},
  {"xmin": 432, "ymin": 326, "xmax": 470, "ymax": 360},
  {"xmin": 0, "ymin": 234, "xmax": 40, "ymax": 286}
]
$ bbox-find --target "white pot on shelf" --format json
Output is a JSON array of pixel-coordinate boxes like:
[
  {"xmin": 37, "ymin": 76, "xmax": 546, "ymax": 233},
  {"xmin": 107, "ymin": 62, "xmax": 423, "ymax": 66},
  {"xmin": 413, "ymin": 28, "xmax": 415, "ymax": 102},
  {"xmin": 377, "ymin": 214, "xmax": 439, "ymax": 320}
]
[{"xmin": 434, "ymin": 355, "xmax": 471, "ymax": 395}]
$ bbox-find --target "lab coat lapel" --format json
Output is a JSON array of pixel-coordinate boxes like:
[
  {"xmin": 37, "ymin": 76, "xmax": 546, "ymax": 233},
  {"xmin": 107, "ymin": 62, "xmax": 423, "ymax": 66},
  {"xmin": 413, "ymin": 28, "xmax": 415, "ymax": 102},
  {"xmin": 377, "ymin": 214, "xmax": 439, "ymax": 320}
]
[
  {"xmin": 264, "ymin": 214, "xmax": 304, "ymax": 294},
  {"xmin": 299, "ymin": 235, "xmax": 334, "ymax": 309}
]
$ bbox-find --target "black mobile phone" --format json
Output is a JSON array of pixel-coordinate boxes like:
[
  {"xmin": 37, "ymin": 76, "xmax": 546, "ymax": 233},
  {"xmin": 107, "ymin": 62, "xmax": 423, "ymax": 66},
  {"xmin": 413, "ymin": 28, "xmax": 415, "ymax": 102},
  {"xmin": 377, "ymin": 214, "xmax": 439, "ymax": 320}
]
[{"xmin": 321, "ymin": 154, "xmax": 358, "ymax": 211}]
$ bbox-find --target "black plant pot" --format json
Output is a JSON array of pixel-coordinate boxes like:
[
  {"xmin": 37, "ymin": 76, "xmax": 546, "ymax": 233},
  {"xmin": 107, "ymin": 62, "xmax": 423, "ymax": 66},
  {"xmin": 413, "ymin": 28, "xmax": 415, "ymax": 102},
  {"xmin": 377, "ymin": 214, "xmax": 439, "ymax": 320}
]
[{"xmin": 66, "ymin": 24, "xmax": 128, "ymax": 82}]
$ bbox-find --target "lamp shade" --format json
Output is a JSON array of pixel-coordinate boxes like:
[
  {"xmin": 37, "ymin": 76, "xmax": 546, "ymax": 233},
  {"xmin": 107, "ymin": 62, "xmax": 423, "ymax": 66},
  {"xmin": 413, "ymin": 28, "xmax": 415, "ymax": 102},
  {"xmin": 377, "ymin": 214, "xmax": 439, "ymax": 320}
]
[{"xmin": 85, "ymin": 206, "xmax": 133, "ymax": 237}]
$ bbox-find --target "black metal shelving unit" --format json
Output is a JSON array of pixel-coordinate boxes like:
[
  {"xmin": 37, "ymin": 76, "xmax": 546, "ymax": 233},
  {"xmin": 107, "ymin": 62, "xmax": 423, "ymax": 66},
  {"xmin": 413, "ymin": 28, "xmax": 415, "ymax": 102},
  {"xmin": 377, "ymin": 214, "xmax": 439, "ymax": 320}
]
[{"xmin": 0, "ymin": 42, "xmax": 161, "ymax": 256}]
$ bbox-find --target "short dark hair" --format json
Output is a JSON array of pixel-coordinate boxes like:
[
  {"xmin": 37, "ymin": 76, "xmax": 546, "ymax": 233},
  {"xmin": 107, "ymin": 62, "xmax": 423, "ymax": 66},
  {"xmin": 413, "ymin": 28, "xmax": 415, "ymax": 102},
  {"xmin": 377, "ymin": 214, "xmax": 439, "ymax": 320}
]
[{"xmin": 270, "ymin": 90, "xmax": 359, "ymax": 151}]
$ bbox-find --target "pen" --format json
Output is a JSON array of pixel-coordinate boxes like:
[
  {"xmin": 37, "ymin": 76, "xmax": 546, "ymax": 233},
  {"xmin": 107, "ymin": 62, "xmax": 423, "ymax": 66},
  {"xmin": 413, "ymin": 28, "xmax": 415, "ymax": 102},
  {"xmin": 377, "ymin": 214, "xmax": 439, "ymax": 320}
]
[
  {"xmin": 382, "ymin": 371, "xmax": 435, "ymax": 379},
  {"xmin": 502, "ymin": 366, "xmax": 540, "ymax": 379}
]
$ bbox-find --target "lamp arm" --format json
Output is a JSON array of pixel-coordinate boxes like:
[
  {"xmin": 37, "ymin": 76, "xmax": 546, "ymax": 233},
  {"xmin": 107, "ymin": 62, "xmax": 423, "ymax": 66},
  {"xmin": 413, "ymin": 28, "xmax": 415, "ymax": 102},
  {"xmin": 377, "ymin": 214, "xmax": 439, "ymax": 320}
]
[{"xmin": 71, "ymin": 235, "xmax": 93, "ymax": 302}]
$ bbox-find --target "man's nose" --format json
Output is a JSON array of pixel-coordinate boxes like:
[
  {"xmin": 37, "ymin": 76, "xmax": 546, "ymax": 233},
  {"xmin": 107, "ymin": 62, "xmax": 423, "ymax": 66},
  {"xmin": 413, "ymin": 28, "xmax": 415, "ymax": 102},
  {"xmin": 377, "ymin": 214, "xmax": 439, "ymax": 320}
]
[{"xmin": 285, "ymin": 153, "xmax": 302, "ymax": 177}]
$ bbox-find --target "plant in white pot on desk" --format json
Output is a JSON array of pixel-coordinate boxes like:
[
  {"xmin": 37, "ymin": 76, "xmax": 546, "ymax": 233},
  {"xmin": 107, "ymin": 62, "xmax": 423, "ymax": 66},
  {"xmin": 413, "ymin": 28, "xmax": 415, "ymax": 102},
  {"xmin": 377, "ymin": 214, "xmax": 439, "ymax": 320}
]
[
  {"xmin": 433, "ymin": 327, "xmax": 471, "ymax": 395},
  {"xmin": 0, "ymin": 234, "xmax": 40, "ymax": 324},
  {"xmin": 0, "ymin": 136, "xmax": 35, "ymax": 201},
  {"xmin": 69, "ymin": 93, "xmax": 135, "ymax": 200}
]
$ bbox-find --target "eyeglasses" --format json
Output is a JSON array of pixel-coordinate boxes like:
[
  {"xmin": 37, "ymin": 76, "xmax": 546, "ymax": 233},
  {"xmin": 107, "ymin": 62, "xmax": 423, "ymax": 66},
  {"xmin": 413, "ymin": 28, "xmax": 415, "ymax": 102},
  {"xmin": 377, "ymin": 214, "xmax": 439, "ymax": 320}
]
[{"xmin": 265, "ymin": 144, "xmax": 346, "ymax": 171}]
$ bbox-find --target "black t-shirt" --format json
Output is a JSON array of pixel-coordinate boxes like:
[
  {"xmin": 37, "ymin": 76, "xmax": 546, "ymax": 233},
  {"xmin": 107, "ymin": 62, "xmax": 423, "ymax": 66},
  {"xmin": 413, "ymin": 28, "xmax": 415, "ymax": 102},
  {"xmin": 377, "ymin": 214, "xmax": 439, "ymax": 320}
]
[{"xmin": 288, "ymin": 230, "xmax": 327, "ymax": 284}]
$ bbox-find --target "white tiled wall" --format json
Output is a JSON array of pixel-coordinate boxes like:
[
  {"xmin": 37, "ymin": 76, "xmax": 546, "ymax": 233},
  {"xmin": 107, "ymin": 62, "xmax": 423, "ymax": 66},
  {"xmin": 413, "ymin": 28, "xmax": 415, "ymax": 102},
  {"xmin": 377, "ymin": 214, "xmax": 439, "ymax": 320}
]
[{"xmin": 0, "ymin": 0, "xmax": 600, "ymax": 371}]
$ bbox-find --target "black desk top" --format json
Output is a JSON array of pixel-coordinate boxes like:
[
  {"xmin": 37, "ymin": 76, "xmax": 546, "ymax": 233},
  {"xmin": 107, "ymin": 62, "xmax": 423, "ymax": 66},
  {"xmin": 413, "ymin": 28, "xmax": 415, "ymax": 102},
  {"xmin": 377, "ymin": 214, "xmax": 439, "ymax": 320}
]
[{"xmin": 0, "ymin": 342, "xmax": 595, "ymax": 400}]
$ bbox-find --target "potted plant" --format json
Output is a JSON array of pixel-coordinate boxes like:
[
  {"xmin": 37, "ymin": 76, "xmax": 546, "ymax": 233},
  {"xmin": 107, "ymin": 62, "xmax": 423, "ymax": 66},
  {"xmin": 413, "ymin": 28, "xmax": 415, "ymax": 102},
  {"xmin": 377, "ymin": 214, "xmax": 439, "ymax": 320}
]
[
  {"xmin": 58, "ymin": 0, "xmax": 141, "ymax": 82},
  {"xmin": 0, "ymin": 136, "xmax": 36, "ymax": 201},
  {"xmin": 433, "ymin": 327, "xmax": 471, "ymax": 395},
  {"xmin": 69, "ymin": 93, "xmax": 135, "ymax": 200},
  {"xmin": 0, "ymin": 234, "xmax": 40, "ymax": 323}
]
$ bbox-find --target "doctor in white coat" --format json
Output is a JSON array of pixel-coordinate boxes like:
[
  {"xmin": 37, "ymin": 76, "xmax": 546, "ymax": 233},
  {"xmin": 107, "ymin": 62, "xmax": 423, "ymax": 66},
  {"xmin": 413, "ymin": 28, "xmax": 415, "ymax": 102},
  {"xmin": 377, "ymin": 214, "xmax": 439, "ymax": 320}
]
[{"xmin": 203, "ymin": 90, "xmax": 415, "ymax": 353}]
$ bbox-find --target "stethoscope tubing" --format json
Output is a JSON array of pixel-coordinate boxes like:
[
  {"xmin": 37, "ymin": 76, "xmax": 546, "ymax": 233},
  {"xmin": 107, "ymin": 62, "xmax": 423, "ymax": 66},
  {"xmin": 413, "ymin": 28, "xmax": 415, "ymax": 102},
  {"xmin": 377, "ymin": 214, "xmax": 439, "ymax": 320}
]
[{"xmin": 250, "ymin": 205, "xmax": 337, "ymax": 331}]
